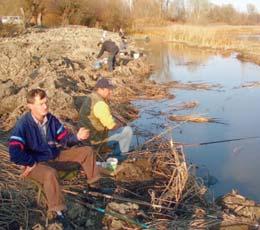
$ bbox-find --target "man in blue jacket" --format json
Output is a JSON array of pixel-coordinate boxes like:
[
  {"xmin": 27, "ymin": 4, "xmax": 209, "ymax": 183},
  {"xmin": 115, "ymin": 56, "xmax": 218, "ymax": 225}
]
[{"xmin": 9, "ymin": 88, "xmax": 100, "ymax": 226}]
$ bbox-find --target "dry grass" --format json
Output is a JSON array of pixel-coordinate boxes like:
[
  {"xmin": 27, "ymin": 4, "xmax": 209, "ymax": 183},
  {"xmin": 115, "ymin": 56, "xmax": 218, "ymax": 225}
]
[
  {"xmin": 134, "ymin": 24, "xmax": 260, "ymax": 65},
  {"xmin": 135, "ymin": 24, "xmax": 259, "ymax": 47},
  {"xmin": 0, "ymin": 24, "xmax": 24, "ymax": 37},
  {"xmin": 0, "ymin": 144, "xmax": 36, "ymax": 229}
]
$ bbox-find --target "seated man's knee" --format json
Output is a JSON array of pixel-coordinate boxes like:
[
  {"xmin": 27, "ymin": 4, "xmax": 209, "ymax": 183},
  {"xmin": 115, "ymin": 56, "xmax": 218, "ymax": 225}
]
[
  {"xmin": 123, "ymin": 126, "xmax": 133, "ymax": 136},
  {"xmin": 44, "ymin": 168, "xmax": 58, "ymax": 180},
  {"xmin": 82, "ymin": 146, "xmax": 93, "ymax": 154},
  {"xmin": 77, "ymin": 146, "xmax": 94, "ymax": 159}
]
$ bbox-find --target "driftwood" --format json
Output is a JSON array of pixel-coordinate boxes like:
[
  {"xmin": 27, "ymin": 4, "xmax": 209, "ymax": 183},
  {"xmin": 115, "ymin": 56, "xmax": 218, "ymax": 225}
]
[
  {"xmin": 168, "ymin": 114, "xmax": 227, "ymax": 124},
  {"xmin": 241, "ymin": 81, "xmax": 260, "ymax": 89},
  {"xmin": 171, "ymin": 100, "xmax": 199, "ymax": 111}
]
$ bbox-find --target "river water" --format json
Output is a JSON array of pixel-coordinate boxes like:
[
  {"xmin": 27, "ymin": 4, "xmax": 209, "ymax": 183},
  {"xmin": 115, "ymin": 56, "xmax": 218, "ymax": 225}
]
[{"xmin": 132, "ymin": 42, "xmax": 260, "ymax": 201}]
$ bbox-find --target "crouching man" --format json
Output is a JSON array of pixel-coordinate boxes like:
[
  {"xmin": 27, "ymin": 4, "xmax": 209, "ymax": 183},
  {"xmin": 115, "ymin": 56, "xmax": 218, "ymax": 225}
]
[
  {"xmin": 8, "ymin": 88, "xmax": 100, "ymax": 227},
  {"xmin": 79, "ymin": 78, "xmax": 133, "ymax": 159}
]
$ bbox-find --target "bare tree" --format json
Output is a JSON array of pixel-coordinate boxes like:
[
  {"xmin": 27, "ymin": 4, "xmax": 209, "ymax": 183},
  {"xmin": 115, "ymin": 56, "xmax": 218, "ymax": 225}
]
[
  {"xmin": 188, "ymin": 0, "xmax": 210, "ymax": 22},
  {"xmin": 22, "ymin": 0, "xmax": 45, "ymax": 26},
  {"xmin": 247, "ymin": 3, "xmax": 259, "ymax": 24},
  {"xmin": 55, "ymin": 0, "xmax": 80, "ymax": 25},
  {"xmin": 129, "ymin": 0, "xmax": 133, "ymax": 12},
  {"xmin": 2, "ymin": 0, "xmax": 260, "ymax": 27},
  {"xmin": 171, "ymin": 0, "xmax": 186, "ymax": 21},
  {"xmin": 247, "ymin": 3, "xmax": 257, "ymax": 15}
]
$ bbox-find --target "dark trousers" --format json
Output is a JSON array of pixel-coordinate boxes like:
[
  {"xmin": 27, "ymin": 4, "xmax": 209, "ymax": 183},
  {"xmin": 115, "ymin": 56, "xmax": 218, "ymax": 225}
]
[{"xmin": 108, "ymin": 51, "xmax": 118, "ymax": 72}]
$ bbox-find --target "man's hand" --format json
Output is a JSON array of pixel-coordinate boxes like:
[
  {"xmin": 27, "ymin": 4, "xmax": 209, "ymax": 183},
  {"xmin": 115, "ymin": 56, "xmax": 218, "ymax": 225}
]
[
  {"xmin": 20, "ymin": 163, "xmax": 36, "ymax": 178},
  {"xmin": 77, "ymin": 127, "xmax": 90, "ymax": 141}
]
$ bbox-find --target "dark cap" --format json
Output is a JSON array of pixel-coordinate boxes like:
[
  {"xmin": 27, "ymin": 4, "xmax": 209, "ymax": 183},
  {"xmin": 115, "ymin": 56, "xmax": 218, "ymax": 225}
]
[{"xmin": 95, "ymin": 77, "xmax": 115, "ymax": 89}]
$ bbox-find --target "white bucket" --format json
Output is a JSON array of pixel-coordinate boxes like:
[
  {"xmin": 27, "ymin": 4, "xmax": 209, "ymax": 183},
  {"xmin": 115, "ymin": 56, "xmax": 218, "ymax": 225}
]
[
  {"xmin": 102, "ymin": 58, "xmax": 108, "ymax": 64},
  {"xmin": 106, "ymin": 158, "xmax": 118, "ymax": 171},
  {"xmin": 133, "ymin": 53, "xmax": 140, "ymax": 59}
]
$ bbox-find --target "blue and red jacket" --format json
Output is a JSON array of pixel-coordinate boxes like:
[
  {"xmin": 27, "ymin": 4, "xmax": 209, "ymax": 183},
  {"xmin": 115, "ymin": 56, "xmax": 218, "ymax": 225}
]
[{"xmin": 9, "ymin": 112, "xmax": 79, "ymax": 166}]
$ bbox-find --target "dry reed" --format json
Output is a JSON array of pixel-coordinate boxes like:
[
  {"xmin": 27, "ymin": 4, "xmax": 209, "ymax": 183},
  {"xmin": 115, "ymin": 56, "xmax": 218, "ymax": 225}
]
[
  {"xmin": 135, "ymin": 25, "xmax": 260, "ymax": 65},
  {"xmin": 1, "ymin": 131, "xmax": 259, "ymax": 229},
  {"xmin": 137, "ymin": 25, "xmax": 259, "ymax": 49},
  {"xmin": 241, "ymin": 81, "xmax": 260, "ymax": 88},
  {"xmin": 171, "ymin": 101, "xmax": 199, "ymax": 111},
  {"xmin": 0, "ymin": 144, "xmax": 37, "ymax": 229},
  {"xmin": 168, "ymin": 114, "xmax": 222, "ymax": 124}
]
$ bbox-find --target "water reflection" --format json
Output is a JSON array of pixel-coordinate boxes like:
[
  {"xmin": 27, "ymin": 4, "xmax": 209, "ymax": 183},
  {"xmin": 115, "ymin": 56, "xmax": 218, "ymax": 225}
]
[
  {"xmin": 133, "ymin": 42, "xmax": 260, "ymax": 201},
  {"xmin": 147, "ymin": 42, "xmax": 222, "ymax": 82}
]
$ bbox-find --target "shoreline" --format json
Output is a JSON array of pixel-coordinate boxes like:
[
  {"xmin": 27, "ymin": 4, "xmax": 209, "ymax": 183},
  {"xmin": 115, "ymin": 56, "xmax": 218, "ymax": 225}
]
[
  {"xmin": 0, "ymin": 26, "xmax": 168, "ymax": 131},
  {"xmin": 1, "ymin": 26, "xmax": 260, "ymax": 229},
  {"xmin": 133, "ymin": 24, "xmax": 260, "ymax": 66}
]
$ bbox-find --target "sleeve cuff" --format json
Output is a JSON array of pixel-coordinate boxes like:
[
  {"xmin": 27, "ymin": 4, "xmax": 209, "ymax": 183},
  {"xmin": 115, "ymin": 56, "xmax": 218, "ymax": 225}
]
[
  {"xmin": 27, "ymin": 158, "xmax": 36, "ymax": 167},
  {"xmin": 73, "ymin": 134, "xmax": 80, "ymax": 143}
]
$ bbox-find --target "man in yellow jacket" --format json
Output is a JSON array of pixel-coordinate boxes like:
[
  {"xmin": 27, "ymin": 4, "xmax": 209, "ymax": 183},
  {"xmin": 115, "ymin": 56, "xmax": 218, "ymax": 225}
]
[{"xmin": 79, "ymin": 78, "xmax": 133, "ymax": 158}]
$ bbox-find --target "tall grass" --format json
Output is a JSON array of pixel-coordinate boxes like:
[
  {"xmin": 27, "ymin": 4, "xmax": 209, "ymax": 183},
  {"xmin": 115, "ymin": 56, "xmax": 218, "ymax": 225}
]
[
  {"xmin": 134, "ymin": 24, "xmax": 260, "ymax": 64},
  {"xmin": 138, "ymin": 25, "xmax": 242, "ymax": 49}
]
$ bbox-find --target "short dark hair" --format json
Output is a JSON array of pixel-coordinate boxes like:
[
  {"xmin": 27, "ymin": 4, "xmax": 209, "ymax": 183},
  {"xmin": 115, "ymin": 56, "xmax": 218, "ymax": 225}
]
[
  {"xmin": 94, "ymin": 77, "xmax": 115, "ymax": 90},
  {"xmin": 26, "ymin": 88, "xmax": 47, "ymax": 104}
]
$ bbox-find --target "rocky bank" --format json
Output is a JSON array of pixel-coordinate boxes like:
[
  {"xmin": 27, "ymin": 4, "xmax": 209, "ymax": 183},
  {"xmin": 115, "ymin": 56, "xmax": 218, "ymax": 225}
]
[{"xmin": 0, "ymin": 25, "xmax": 158, "ymax": 131}]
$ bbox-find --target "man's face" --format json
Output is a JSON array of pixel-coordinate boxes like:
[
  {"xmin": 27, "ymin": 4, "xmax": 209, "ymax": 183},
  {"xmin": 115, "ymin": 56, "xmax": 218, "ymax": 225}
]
[
  {"xmin": 100, "ymin": 88, "xmax": 112, "ymax": 99},
  {"xmin": 28, "ymin": 95, "xmax": 48, "ymax": 118},
  {"xmin": 104, "ymin": 88, "xmax": 112, "ymax": 99}
]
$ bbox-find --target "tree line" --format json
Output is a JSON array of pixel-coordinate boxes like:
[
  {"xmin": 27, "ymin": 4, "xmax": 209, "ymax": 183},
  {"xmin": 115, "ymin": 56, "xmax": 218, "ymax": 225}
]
[{"xmin": 0, "ymin": 0, "xmax": 259, "ymax": 30}]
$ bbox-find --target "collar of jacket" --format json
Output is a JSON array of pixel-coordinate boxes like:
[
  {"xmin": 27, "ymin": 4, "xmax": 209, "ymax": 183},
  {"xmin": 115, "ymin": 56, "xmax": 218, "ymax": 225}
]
[{"xmin": 26, "ymin": 112, "xmax": 52, "ymax": 128}]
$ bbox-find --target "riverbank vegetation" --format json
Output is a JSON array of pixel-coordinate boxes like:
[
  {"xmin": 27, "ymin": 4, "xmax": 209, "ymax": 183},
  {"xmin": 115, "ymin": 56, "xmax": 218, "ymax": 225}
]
[
  {"xmin": 1, "ymin": 0, "xmax": 259, "ymax": 64},
  {"xmin": 136, "ymin": 24, "xmax": 260, "ymax": 65},
  {"xmin": 1, "ymin": 0, "xmax": 260, "ymax": 29},
  {"xmin": 1, "ymin": 1, "xmax": 260, "ymax": 229}
]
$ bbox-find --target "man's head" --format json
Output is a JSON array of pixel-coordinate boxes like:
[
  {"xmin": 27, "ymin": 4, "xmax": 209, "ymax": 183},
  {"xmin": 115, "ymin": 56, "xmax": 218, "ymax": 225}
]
[
  {"xmin": 94, "ymin": 78, "xmax": 115, "ymax": 99},
  {"xmin": 27, "ymin": 89, "xmax": 48, "ymax": 120}
]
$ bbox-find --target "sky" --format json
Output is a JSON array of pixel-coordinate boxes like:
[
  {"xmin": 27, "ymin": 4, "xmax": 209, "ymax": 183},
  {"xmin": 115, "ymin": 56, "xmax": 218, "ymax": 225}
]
[{"xmin": 210, "ymin": 0, "xmax": 260, "ymax": 12}]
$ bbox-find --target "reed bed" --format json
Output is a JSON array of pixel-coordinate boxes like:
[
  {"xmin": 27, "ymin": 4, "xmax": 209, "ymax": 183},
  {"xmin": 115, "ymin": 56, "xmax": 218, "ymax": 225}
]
[
  {"xmin": 150, "ymin": 145, "xmax": 189, "ymax": 208},
  {"xmin": 112, "ymin": 139, "xmax": 210, "ymax": 229},
  {"xmin": 1, "ymin": 133, "xmax": 260, "ymax": 229},
  {"xmin": 138, "ymin": 25, "xmax": 240, "ymax": 48},
  {"xmin": 0, "ymin": 144, "xmax": 37, "ymax": 229},
  {"xmin": 110, "ymin": 138, "xmax": 260, "ymax": 229},
  {"xmin": 136, "ymin": 24, "xmax": 260, "ymax": 65}
]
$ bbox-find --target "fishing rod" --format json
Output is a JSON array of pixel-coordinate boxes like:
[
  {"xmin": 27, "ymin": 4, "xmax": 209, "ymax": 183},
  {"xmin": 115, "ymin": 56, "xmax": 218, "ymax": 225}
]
[
  {"xmin": 182, "ymin": 136, "xmax": 260, "ymax": 147},
  {"xmin": 67, "ymin": 190, "xmax": 260, "ymax": 229},
  {"xmin": 88, "ymin": 191, "xmax": 175, "ymax": 211},
  {"xmin": 76, "ymin": 199, "xmax": 150, "ymax": 229},
  {"xmin": 65, "ymin": 190, "xmax": 151, "ymax": 229},
  {"xmin": 64, "ymin": 188, "xmax": 175, "ymax": 211},
  {"xmin": 125, "ymin": 136, "xmax": 260, "ymax": 155}
]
